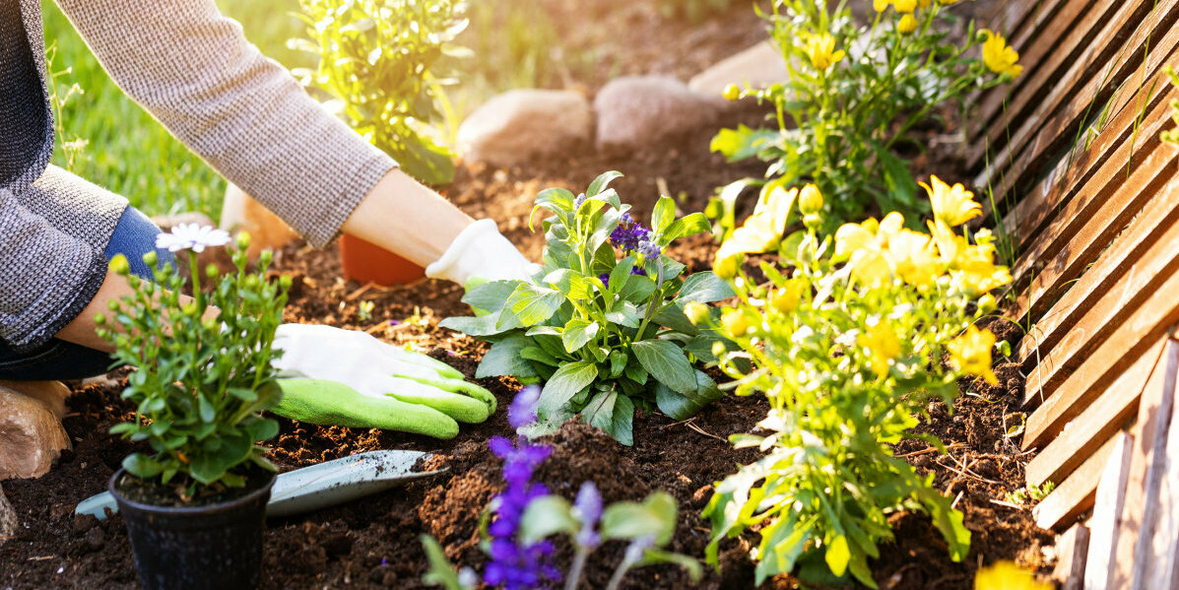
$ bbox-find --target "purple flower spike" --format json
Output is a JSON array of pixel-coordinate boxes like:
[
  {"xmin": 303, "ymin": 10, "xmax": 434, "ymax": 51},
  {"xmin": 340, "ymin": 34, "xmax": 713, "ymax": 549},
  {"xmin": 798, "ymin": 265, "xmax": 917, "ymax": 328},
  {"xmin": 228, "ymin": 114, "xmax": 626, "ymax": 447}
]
[
  {"xmin": 508, "ymin": 385, "xmax": 542, "ymax": 430},
  {"xmin": 638, "ymin": 238, "xmax": 662, "ymax": 260},
  {"xmin": 573, "ymin": 481, "xmax": 603, "ymax": 548},
  {"xmin": 599, "ymin": 273, "xmax": 611, "ymax": 288},
  {"xmin": 573, "ymin": 193, "xmax": 587, "ymax": 208},
  {"xmin": 609, "ymin": 214, "xmax": 651, "ymax": 256},
  {"xmin": 485, "ymin": 433, "xmax": 559, "ymax": 590}
]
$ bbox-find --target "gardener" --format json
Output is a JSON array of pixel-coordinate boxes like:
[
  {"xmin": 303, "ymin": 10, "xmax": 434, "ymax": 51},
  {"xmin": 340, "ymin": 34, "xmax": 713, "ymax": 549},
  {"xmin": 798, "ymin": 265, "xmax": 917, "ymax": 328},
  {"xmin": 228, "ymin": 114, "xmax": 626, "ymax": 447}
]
[{"xmin": 0, "ymin": 0, "xmax": 532, "ymax": 479}]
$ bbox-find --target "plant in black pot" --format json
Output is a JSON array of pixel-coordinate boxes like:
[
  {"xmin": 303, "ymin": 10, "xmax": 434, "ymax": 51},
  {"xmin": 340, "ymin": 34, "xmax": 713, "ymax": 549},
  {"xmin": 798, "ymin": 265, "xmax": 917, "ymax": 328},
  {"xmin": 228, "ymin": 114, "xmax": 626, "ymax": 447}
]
[{"xmin": 96, "ymin": 227, "xmax": 290, "ymax": 590}]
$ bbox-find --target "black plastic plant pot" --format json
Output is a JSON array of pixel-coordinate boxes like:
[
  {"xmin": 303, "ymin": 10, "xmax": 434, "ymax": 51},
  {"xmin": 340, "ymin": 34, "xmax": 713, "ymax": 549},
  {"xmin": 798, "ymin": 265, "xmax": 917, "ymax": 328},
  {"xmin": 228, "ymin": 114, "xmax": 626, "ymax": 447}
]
[{"xmin": 108, "ymin": 467, "xmax": 276, "ymax": 590}]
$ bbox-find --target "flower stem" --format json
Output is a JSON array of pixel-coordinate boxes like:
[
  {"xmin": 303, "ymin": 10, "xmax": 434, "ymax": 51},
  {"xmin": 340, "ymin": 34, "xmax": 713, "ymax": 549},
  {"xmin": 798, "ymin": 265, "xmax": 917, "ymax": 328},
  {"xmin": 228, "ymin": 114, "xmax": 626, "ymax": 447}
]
[{"xmin": 564, "ymin": 549, "xmax": 590, "ymax": 590}]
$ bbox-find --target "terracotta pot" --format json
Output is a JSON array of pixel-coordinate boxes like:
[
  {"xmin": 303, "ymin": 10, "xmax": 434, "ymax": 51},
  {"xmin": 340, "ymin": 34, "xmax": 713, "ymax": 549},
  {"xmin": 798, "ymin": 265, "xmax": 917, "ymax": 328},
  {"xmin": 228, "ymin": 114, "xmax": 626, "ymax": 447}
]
[{"xmin": 339, "ymin": 234, "xmax": 425, "ymax": 285}]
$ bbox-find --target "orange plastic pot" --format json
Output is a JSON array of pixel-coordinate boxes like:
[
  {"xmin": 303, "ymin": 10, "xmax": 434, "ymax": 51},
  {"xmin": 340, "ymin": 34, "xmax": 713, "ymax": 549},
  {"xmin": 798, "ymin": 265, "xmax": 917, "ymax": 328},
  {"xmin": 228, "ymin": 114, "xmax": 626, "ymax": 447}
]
[{"xmin": 339, "ymin": 234, "xmax": 425, "ymax": 285}]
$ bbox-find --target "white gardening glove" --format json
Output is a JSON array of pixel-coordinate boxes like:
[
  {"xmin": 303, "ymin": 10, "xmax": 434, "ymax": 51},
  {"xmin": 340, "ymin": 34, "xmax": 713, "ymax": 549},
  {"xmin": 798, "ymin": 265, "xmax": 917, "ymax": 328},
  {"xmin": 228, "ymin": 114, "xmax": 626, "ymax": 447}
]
[
  {"xmin": 270, "ymin": 324, "xmax": 496, "ymax": 439},
  {"xmin": 425, "ymin": 219, "xmax": 536, "ymax": 287}
]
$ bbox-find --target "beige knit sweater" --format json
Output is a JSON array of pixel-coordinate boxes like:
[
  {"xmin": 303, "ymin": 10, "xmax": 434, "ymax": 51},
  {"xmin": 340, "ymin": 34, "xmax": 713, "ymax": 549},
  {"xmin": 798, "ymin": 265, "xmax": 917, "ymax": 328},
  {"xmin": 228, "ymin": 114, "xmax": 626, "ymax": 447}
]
[{"xmin": 1, "ymin": 0, "xmax": 396, "ymax": 352}]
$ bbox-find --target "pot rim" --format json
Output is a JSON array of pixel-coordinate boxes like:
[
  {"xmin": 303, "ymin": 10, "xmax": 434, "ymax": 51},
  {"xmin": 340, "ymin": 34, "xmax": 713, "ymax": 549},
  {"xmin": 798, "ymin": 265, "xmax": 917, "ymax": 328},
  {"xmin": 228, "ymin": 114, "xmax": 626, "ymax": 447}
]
[{"xmin": 108, "ymin": 466, "xmax": 276, "ymax": 517}]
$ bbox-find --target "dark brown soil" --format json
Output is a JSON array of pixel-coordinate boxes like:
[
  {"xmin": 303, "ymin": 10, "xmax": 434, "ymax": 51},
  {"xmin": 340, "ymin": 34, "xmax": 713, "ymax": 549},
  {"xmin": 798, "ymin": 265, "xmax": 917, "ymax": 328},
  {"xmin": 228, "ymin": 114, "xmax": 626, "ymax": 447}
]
[{"xmin": 1, "ymin": 1, "xmax": 1050, "ymax": 588}]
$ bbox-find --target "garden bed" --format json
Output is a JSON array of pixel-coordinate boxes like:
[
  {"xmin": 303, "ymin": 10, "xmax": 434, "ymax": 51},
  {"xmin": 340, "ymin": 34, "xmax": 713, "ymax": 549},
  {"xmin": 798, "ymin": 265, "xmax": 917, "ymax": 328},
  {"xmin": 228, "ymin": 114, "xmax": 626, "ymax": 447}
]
[{"xmin": 2, "ymin": 106, "xmax": 1050, "ymax": 588}]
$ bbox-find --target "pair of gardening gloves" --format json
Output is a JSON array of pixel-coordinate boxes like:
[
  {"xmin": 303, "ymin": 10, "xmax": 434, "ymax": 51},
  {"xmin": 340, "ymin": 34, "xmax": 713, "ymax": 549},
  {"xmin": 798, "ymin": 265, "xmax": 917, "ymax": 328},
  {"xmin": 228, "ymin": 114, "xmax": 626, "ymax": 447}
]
[{"xmin": 272, "ymin": 220, "xmax": 534, "ymax": 439}]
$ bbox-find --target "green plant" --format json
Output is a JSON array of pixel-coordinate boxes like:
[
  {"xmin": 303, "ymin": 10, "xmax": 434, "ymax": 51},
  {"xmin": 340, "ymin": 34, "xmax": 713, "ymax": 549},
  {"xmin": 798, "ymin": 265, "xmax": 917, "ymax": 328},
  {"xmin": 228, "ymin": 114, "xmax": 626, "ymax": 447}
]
[
  {"xmin": 98, "ymin": 230, "xmax": 290, "ymax": 492},
  {"xmin": 1004, "ymin": 482, "xmax": 1055, "ymax": 508},
  {"xmin": 702, "ymin": 179, "xmax": 1010, "ymax": 587},
  {"xmin": 441, "ymin": 172, "xmax": 734, "ymax": 445},
  {"xmin": 709, "ymin": 0, "xmax": 1019, "ymax": 236},
  {"xmin": 1161, "ymin": 65, "xmax": 1179, "ymax": 145},
  {"xmin": 292, "ymin": 0, "xmax": 468, "ymax": 185}
]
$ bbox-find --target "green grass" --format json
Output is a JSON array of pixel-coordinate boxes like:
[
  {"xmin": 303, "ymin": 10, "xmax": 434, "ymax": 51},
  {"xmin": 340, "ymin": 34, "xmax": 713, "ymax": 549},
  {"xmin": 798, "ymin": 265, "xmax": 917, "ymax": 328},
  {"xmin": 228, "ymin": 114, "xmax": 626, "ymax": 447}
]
[{"xmin": 43, "ymin": 0, "xmax": 580, "ymax": 220}]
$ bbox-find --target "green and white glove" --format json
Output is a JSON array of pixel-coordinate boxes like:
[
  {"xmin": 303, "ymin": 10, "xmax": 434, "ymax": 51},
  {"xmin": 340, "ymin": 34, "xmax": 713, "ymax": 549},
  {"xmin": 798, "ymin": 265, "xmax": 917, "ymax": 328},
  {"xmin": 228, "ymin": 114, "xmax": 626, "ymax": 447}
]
[
  {"xmin": 270, "ymin": 324, "xmax": 495, "ymax": 439},
  {"xmin": 425, "ymin": 219, "xmax": 537, "ymax": 287}
]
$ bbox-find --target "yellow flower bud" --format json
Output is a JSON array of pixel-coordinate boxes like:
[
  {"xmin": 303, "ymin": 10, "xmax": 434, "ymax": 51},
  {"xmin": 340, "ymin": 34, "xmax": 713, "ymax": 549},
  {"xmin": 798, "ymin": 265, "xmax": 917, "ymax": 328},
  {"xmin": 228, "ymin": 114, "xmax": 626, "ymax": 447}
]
[
  {"xmin": 94, "ymin": 313, "xmax": 106, "ymax": 326},
  {"xmin": 978, "ymin": 293, "xmax": 997, "ymax": 314},
  {"xmin": 711, "ymin": 341, "xmax": 727, "ymax": 358},
  {"xmin": 722, "ymin": 83, "xmax": 741, "ymax": 101},
  {"xmin": 898, "ymin": 13, "xmax": 919, "ymax": 33},
  {"xmin": 684, "ymin": 301, "xmax": 711, "ymax": 326},
  {"xmin": 798, "ymin": 184, "xmax": 824, "ymax": 215},
  {"xmin": 893, "ymin": 0, "xmax": 917, "ymax": 12},
  {"xmin": 109, "ymin": 254, "xmax": 131, "ymax": 276},
  {"xmin": 721, "ymin": 309, "xmax": 750, "ymax": 338},
  {"xmin": 714, "ymin": 252, "xmax": 741, "ymax": 280},
  {"xmin": 142, "ymin": 250, "xmax": 158, "ymax": 269},
  {"xmin": 236, "ymin": 231, "xmax": 252, "ymax": 251}
]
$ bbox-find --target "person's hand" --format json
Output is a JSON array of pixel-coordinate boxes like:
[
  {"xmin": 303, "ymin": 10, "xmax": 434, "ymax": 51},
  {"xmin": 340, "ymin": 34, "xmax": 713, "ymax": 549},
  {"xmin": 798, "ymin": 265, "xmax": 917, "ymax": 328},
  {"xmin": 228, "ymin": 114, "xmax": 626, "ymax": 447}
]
[
  {"xmin": 270, "ymin": 324, "xmax": 495, "ymax": 439},
  {"xmin": 424, "ymin": 219, "xmax": 537, "ymax": 287}
]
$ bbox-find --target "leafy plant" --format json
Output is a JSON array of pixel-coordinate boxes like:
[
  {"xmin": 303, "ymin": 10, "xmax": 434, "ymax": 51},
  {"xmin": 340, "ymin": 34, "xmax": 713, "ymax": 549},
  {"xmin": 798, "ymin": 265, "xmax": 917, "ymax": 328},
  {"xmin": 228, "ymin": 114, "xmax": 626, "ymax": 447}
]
[
  {"xmin": 702, "ymin": 180, "xmax": 1010, "ymax": 587},
  {"xmin": 709, "ymin": 0, "xmax": 1020, "ymax": 236},
  {"xmin": 1004, "ymin": 482, "xmax": 1055, "ymax": 508},
  {"xmin": 292, "ymin": 0, "xmax": 468, "ymax": 185},
  {"xmin": 98, "ymin": 230, "xmax": 290, "ymax": 491},
  {"xmin": 1161, "ymin": 65, "xmax": 1179, "ymax": 146},
  {"xmin": 441, "ymin": 172, "xmax": 735, "ymax": 445}
]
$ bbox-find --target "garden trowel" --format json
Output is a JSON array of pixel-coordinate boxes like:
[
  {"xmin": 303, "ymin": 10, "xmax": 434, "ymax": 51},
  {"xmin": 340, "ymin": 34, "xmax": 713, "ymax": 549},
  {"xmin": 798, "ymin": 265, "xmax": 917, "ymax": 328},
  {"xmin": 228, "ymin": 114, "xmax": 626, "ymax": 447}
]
[{"xmin": 74, "ymin": 449, "xmax": 445, "ymax": 520}]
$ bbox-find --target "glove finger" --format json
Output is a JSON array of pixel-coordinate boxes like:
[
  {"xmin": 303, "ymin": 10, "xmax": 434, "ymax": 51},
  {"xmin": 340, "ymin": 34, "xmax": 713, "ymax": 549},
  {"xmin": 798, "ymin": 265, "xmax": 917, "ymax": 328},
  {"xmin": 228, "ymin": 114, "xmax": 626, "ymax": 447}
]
[
  {"xmin": 275, "ymin": 379, "xmax": 460, "ymax": 439},
  {"xmin": 378, "ymin": 378, "xmax": 492, "ymax": 424},
  {"xmin": 390, "ymin": 373, "xmax": 498, "ymax": 414},
  {"xmin": 382, "ymin": 347, "xmax": 465, "ymax": 380}
]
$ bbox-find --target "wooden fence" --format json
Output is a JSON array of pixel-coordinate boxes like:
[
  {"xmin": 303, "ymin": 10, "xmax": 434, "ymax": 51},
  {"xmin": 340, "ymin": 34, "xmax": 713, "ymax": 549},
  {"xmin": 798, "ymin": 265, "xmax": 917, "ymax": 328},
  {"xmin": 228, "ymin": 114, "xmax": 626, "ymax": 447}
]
[{"xmin": 975, "ymin": 0, "xmax": 1179, "ymax": 585}]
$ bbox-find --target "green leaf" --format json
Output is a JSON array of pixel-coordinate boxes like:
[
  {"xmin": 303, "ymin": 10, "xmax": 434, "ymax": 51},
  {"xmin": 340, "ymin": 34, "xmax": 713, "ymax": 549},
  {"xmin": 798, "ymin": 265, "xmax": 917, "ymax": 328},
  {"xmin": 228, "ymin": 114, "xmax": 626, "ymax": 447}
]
[
  {"xmin": 601, "ymin": 491, "xmax": 678, "ymax": 545},
  {"xmin": 562, "ymin": 319, "xmax": 600, "ymax": 354},
  {"xmin": 609, "ymin": 256, "xmax": 636, "ymax": 294},
  {"xmin": 677, "ymin": 272, "xmax": 736, "ymax": 304},
  {"xmin": 587, "ymin": 171, "xmax": 623, "ymax": 197},
  {"xmin": 462, "ymin": 280, "xmax": 521, "ymax": 315},
  {"xmin": 652, "ymin": 196, "xmax": 675, "ymax": 234},
  {"xmin": 655, "ymin": 370, "xmax": 723, "ymax": 420},
  {"xmin": 632, "ymin": 340, "xmax": 697, "ymax": 395},
  {"xmin": 710, "ymin": 124, "xmax": 779, "ymax": 161},
  {"xmin": 542, "ymin": 269, "xmax": 589, "ymax": 300},
  {"xmin": 652, "ymin": 303, "xmax": 697, "ymax": 335},
  {"xmin": 477, "ymin": 334, "xmax": 539, "ymax": 379},
  {"xmin": 825, "ymin": 535, "xmax": 850, "ymax": 578},
  {"xmin": 123, "ymin": 453, "xmax": 163, "ymax": 479},
  {"xmin": 519, "ymin": 495, "xmax": 578, "ymax": 545},
  {"xmin": 420, "ymin": 535, "xmax": 468, "ymax": 590},
  {"xmin": 662, "ymin": 213, "xmax": 712, "ymax": 243},
  {"xmin": 608, "ymin": 350, "xmax": 629, "ymax": 377},
  {"xmin": 501, "ymin": 284, "xmax": 564, "ymax": 328},
  {"xmin": 538, "ymin": 361, "xmax": 598, "ymax": 418},
  {"xmin": 439, "ymin": 313, "xmax": 517, "ymax": 337},
  {"xmin": 521, "ymin": 345, "xmax": 560, "ymax": 367},
  {"xmin": 619, "ymin": 276, "xmax": 657, "ymax": 304},
  {"xmin": 198, "ymin": 395, "xmax": 215, "ymax": 423},
  {"xmin": 583, "ymin": 390, "xmax": 635, "ymax": 445},
  {"xmin": 639, "ymin": 549, "xmax": 703, "ymax": 583}
]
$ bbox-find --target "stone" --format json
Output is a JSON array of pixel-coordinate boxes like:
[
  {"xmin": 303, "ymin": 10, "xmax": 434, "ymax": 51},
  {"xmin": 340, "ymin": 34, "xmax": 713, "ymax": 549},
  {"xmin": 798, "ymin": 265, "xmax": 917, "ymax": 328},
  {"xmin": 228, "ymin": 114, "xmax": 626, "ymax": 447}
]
[
  {"xmin": 0, "ymin": 383, "xmax": 71, "ymax": 480},
  {"xmin": 688, "ymin": 41, "xmax": 788, "ymax": 99},
  {"xmin": 593, "ymin": 76, "xmax": 724, "ymax": 152},
  {"xmin": 0, "ymin": 483, "xmax": 16, "ymax": 544},
  {"xmin": 219, "ymin": 183, "xmax": 300, "ymax": 259},
  {"xmin": 456, "ymin": 89, "xmax": 593, "ymax": 168}
]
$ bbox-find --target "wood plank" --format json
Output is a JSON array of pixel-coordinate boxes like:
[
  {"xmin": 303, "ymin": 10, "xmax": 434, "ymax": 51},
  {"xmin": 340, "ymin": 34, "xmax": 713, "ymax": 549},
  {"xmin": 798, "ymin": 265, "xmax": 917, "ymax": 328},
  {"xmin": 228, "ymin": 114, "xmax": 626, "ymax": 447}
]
[
  {"xmin": 992, "ymin": 22, "xmax": 1179, "ymax": 253},
  {"xmin": 1022, "ymin": 270, "xmax": 1179, "ymax": 450},
  {"xmin": 968, "ymin": 0, "xmax": 1164, "ymax": 173},
  {"xmin": 1082, "ymin": 431, "xmax": 1135, "ymax": 590},
  {"xmin": 1033, "ymin": 432, "xmax": 1121, "ymax": 531},
  {"xmin": 1143, "ymin": 354, "xmax": 1179, "ymax": 589},
  {"xmin": 1018, "ymin": 175, "xmax": 1179, "ymax": 369},
  {"xmin": 1113, "ymin": 338, "xmax": 1179, "ymax": 589},
  {"xmin": 1024, "ymin": 335, "xmax": 1165, "ymax": 486},
  {"xmin": 1020, "ymin": 165, "xmax": 1179, "ymax": 400},
  {"xmin": 970, "ymin": 0, "xmax": 1098, "ymax": 146},
  {"xmin": 971, "ymin": 0, "xmax": 1174, "ymax": 192},
  {"xmin": 1051, "ymin": 523, "xmax": 1089, "ymax": 590}
]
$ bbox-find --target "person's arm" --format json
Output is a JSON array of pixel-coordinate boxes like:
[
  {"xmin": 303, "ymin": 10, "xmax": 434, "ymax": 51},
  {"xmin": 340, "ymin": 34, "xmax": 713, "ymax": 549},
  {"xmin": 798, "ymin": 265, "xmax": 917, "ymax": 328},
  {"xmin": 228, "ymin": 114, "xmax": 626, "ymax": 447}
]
[{"xmin": 52, "ymin": 270, "xmax": 129, "ymax": 353}]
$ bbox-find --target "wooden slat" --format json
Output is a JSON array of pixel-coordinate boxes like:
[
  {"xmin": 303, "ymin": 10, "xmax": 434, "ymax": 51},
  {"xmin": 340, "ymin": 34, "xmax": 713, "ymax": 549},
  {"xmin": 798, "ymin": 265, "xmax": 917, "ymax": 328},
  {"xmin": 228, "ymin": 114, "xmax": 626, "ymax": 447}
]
[
  {"xmin": 1022, "ymin": 262, "xmax": 1179, "ymax": 450},
  {"xmin": 970, "ymin": 0, "xmax": 1098, "ymax": 149},
  {"xmin": 1082, "ymin": 431, "xmax": 1135, "ymax": 589},
  {"xmin": 1018, "ymin": 176, "xmax": 1179, "ymax": 369},
  {"xmin": 992, "ymin": 1, "xmax": 1044, "ymax": 45},
  {"xmin": 1051, "ymin": 523, "xmax": 1089, "ymax": 590},
  {"xmin": 1020, "ymin": 167, "xmax": 1179, "ymax": 402},
  {"xmin": 1143, "ymin": 359, "xmax": 1179, "ymax": 589},
  {"xmin": 1033, "ymin": 432, "xmax": 1120, "ymax": 531},
  {"xmin": 1024, "ymin": 335, "xmax": 1165, "ymax": 486},
  {"xmin": 968, "ymin": 0, "xmax": 1164, "ymax": 173},
  {"xmin": 1113, "ymin": 338, "xmax": 1179, "ymax": 589},
  {"xmin": 994, "ymin": 23, "xmax": 1179, "ymax": 256}
]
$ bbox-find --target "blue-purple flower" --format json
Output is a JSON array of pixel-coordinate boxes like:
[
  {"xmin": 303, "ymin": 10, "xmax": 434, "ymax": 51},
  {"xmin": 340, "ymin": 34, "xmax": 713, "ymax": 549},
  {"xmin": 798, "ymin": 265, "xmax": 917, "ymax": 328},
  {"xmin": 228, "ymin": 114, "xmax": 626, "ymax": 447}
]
[
  {"xmin": 609, "ymin": 213, "xmax": 651, "ymax": 256},
  {"xmin": 507, "ymin": 385, "xmax": 541, "ymax": 430},
  {"xmin": 573, "ymin": 481, "xmax": 603, "ymax": 548}
]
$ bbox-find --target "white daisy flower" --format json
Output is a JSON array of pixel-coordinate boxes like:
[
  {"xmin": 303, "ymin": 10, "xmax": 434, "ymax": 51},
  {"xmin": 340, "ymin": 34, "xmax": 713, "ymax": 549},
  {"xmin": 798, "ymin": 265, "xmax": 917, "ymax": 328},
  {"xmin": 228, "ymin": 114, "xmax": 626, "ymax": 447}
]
[{"xmin": 155, "ymin": 223, "xmax": 232, "ymax": 253}]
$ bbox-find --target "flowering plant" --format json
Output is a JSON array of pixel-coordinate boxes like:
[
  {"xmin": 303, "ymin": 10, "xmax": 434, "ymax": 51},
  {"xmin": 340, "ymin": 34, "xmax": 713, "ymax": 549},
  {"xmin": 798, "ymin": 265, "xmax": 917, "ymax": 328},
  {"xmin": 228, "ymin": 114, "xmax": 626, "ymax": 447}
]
[
  {"xmin": 99, "ymin": 230, "xmax": 290, "ymax": 492},
  {"xmin": 709, "ymin": 0, "xmax": 1021, "ymax": 236},
  {"xmin": 701, "ymin": 180, "xmax": 1010, "ymax": 587},
  {"xmin": 292, "ymin": 0, "xmax": 467, "ymax": 185},
  {"xmin": 441, "ymin": 172, "xmax": 735, "ymax": 445},
  {"xmin": 421, "ymin": 387, "xmax": 700, "ymax": 590}
]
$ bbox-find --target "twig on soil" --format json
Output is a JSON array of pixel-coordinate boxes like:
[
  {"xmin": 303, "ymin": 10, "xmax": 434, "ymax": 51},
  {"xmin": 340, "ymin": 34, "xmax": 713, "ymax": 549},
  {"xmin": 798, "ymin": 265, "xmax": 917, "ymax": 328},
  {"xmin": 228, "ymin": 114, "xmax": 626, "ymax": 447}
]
[
  {"xmin": 660, "ymin": 418, "xmax": 727, "ymax": 442},
  {"xmin": 951, "ymin": 490, "xmax": 964, "ymax": 509},
  {"xmin": 896, "ymin": 442, "xmax": 967, "ymax": 458},
  {"xmin": 989, "ymin": 498, "xmax": 1022, "ymax": 510},
  {"xmin": 344, "ymin": 282, "xmax": 376, "ymax": 301},
  {"xmin": 26, "ymin": 556, "xmax": 56, "ymax": 561}
]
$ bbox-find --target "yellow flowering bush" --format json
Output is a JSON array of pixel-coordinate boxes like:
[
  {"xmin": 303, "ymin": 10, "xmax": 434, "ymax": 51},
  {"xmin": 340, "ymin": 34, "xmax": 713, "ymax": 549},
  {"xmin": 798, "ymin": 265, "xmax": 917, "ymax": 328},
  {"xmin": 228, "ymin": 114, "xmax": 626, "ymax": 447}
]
[
  {"xmin": 710, "ymin": 0, "xmax": 1021, "ymax": 236},
  {"xmin": 701, "ymin": 180, "xmax": 1010, "ymax": 587}
]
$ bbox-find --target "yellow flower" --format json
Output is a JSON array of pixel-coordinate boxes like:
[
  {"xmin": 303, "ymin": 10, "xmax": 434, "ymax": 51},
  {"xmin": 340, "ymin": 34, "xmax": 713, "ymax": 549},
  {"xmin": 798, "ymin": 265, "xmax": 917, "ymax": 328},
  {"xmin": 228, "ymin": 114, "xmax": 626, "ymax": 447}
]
[
  {"xmin": 898, "ymin": 14, "xmax": 919, "ymax": 34},
  {"xmin": 888, "ymin": 229, "xmax": 941, "ymax": 289},
  {"xmin": 721, "ymin": 309, "xmax": 751, "ymax": 338},
  {"xmin": 684, "ymin": 301, "xmax": 711, "ymax": 326},
  {"xmin": 722, "ymin": 83, "xmax": 741, "ymax": 101},
  {"xmin": 892, "ymin": 0, "xmax": 917, "ymax": 12},
  {"xmin": 858, "ymin": 321, "xmax": 901, "ymax": 378},
  {"xmin": 922, "ymin": 175, "xmax": 981, "ymax": 226},
  {"xmin": 981, "ymin": 30, "xmax": 1023, "ymax": 78},
  {"xmin": 974, "ymin": 561, "xmax": 1052, "ymax": 590},
  {"xmin": 802, "ymin": 32, "xmax": 846, "ymax": 71},
  {"xmin": 799, "ymin": 184, "xmax": 824, "ymax": 215},
  {"xmin": 947, "ymin": 325, "xmax": 998, "ymax": 385},
  {"xmin": 771, "ymin": 278, "xmax": 807, "ymax": 313},
  {"xmin": 835, "ymin": 212, "xmax": 907, "ymax": 287},
  {"xmin": 714, "ymin": 186, "xmax": 798, "ymax": 268},
  {"xmin": 873, "ymin": 0, "xmax": 891, "ymax": 11}
]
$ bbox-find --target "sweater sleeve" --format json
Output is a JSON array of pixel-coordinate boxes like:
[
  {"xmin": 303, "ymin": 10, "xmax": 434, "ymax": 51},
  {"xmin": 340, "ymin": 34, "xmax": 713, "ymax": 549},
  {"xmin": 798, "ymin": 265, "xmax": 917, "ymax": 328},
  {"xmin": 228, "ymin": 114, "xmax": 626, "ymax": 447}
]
[
  {"xmin": 0, "ymin": 186, "xmax": 109, "ymax": 352},
  {"xmin": 53, "ymin": 0, "xmax": 398, "ymax": 248}
]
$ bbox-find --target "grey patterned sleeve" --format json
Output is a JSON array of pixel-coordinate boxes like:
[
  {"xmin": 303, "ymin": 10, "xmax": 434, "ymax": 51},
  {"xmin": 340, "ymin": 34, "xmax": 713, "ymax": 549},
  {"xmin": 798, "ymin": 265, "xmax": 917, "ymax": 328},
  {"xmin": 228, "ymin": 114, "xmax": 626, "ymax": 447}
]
[
  {"xmin": 0, "ymin": 187, "xmax": 109, "ymax": 352},
  {"xmin": 53, "ymin": 0, "xmax": 398, "ymax": 248}
]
